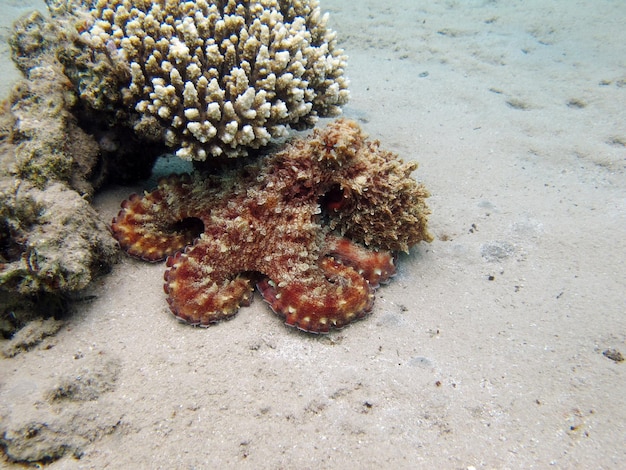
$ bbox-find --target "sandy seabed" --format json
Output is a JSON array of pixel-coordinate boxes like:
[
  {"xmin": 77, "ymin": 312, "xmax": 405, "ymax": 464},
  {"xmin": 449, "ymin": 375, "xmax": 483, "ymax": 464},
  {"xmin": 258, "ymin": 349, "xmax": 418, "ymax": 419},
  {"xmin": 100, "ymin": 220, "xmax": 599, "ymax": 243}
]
[{"xmin": 1, "ymin": 1, "xmax": 625, "ymax": 468}]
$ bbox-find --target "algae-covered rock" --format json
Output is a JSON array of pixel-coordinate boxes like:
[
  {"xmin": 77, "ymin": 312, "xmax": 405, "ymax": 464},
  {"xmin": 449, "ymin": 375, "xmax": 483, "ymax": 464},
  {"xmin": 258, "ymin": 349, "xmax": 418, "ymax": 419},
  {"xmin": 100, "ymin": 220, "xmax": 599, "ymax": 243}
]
[
  {"xmin": 0, "ymin": 178, "xmax": 118, "ymax": 335},
  {"xmin": 0, "ymin": 9, "xmax": 165, "ymax": 335},
  {"xmin": 5, "ymin": 10, "xmax": 100, "ymax": 196},
  {"xmin": 5, "ymin": 10, "xmax": 167, "ymax": 192},
  {"xmin": 0, "ymin": 178, "xmax": 117, "ymax": 293}
]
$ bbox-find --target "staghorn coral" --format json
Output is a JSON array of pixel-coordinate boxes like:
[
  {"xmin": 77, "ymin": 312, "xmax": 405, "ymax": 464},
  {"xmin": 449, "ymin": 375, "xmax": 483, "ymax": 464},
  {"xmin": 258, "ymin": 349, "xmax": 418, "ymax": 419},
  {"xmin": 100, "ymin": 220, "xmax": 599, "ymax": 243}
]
[
  {"xmin": 111, "ymin": 119, "xmax": 431, "ymax": 333},
  {"xmin": 57, "ymin": 0, "xmax": 349, "ymax": 160}
]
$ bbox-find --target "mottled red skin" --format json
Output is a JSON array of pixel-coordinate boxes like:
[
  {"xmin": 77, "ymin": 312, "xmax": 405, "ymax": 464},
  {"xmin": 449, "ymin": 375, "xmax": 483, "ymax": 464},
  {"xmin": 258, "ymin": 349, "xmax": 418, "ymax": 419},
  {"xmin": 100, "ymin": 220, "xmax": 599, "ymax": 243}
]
[{"xmin": 111, "ymin": 119, "xmax": 430, "ymax": 333}]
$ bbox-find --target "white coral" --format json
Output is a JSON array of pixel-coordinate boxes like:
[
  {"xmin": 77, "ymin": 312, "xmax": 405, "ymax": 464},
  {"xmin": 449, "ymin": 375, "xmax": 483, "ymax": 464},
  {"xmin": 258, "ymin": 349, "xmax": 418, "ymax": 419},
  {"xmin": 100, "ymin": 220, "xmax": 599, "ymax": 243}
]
[{"xmin": 72, "ymin": 0, "xmax": 350, "ymax": 160}]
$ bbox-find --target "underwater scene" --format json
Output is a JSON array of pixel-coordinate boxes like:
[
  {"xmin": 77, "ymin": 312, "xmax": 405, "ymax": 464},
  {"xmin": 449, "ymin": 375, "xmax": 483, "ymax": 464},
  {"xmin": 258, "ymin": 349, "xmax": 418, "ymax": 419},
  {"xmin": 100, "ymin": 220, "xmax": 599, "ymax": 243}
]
[{"xmin": 1, "ymin": 0, "xmax": 624, "ymax": 467}]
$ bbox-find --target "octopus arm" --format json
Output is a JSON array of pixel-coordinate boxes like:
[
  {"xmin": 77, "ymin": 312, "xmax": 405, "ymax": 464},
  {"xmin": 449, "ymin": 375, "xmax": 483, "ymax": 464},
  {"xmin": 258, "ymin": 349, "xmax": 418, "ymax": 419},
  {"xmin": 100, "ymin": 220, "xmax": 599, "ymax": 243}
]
[
  {"xmin": 164, "ymin": 242, "xmax": 255, "ymax": 326},
  {"xmin": 257, "ymin": 237, "xmax": 396, "ymax": 333},
  {"xmin": 111, "ymin": 174, "xmax": 205, "ymax": 261},
  {"xmin": 258, "ymin": 257, "xmax": 375, "ymax": 334}
]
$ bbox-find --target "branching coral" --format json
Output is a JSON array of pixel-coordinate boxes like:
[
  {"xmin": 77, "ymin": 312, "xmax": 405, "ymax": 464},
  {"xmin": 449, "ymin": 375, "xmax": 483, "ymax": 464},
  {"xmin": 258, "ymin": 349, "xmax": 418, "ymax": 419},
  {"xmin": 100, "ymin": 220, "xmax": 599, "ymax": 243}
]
[{"xmin": 58, "ymin": 0, "xmax": 349, "ymax": 160}]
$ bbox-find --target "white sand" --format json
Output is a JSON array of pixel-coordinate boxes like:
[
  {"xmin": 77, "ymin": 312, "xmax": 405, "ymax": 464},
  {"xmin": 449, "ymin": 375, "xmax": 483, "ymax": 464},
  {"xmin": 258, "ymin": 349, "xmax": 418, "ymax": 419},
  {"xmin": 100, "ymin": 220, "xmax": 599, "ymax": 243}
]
[{"xmin": 1, "ymin": 0, "xmax": 625, "ymax": 467}]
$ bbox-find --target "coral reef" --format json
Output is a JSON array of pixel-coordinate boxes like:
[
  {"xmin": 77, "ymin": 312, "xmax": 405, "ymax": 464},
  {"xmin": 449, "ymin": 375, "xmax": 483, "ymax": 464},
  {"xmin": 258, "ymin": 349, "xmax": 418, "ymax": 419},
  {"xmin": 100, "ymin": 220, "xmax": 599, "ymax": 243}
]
[
  {"xmin": 54, "ymin": 0, "xmax": 350, "ymax": 160},
  {"xmin": 1, "ymin": 0, "xmax": 350, "ymax": 335},
  {"xmin": 112, "ymin": 119, "xmax": 431, "ymax": 333},
  {"xmin": 0, "ymin": 7, "xmax": 162, "ymax": 334},
  {"xmin": 1, "ymin": 18, "xmax": 122, "ymax": 328},
  {"xmin": 3, "ymin": 13, "xmax": 100, "ymax": 197}
]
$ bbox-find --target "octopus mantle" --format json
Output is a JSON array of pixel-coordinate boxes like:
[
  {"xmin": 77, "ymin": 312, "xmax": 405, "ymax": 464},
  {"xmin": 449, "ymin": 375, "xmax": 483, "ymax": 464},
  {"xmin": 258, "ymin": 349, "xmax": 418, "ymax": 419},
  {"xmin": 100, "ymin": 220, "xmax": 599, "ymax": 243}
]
[{"xmin": 111, "ymin": 119, "xmax": 431, "ymax": 333}]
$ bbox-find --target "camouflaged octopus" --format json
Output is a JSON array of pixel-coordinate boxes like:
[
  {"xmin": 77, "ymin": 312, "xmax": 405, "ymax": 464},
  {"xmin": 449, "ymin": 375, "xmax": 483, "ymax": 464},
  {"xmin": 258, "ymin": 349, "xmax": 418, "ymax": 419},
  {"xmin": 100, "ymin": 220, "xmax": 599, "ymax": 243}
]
[{"xmin": 111, "ymin": 119, "xmax": 431, "ymax": 333}]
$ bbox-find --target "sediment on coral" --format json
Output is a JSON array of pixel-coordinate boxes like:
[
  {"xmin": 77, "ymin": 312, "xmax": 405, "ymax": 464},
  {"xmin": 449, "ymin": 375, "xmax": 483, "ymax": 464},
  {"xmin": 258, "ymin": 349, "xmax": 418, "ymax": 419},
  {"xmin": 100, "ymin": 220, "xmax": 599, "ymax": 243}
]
[
  {"xmin": 3, "ymin": 10, "xmax": 100, "ymax": 196},
  {"xmin": 53, "ymin": 0, "xmax": 349, "ymax": 160},
  {"xmin": 0, "ymin": 179, "xmax": 118, "ymax": 294}
]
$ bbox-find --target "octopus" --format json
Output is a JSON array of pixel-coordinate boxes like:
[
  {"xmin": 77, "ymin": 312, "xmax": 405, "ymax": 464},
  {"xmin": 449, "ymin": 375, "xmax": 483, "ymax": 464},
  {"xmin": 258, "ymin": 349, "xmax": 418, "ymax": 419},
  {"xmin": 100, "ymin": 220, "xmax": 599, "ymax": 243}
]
[{"xmin": 111, "ymin": 119, "xmax": 431, "ymax": 333}]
